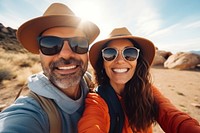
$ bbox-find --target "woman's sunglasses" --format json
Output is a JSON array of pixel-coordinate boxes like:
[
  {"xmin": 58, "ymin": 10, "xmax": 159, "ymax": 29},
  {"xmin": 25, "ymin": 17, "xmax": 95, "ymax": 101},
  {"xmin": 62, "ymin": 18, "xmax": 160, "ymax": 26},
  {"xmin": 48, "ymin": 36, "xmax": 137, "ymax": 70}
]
[
  {"xmin": 102, "ymin": 47, "xmax": 140, "ymax": 61},
  {"xmin": 37, "ymin": 36, "xmax": 89, "ymax": 55}
]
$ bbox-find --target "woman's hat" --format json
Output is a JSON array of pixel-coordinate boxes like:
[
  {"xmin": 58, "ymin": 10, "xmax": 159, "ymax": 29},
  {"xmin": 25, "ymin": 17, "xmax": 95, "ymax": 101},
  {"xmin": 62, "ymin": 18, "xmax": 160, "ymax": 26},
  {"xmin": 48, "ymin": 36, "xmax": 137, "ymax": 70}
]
[
  {"xmin": 16, "ymin": 3, "xmax": 100, "ymax": 54},
  {"xmin": 89, "ymin": 27, "xmax": 155, "ymax": 70}
]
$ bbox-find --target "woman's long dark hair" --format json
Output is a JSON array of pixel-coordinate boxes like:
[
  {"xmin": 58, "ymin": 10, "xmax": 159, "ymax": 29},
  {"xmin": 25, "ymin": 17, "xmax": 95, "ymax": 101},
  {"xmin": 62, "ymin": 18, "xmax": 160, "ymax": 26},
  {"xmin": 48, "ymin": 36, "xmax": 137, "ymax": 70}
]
[{"xmin": 93, "ymin": 39, "xmax": 158, "ymax": 132}]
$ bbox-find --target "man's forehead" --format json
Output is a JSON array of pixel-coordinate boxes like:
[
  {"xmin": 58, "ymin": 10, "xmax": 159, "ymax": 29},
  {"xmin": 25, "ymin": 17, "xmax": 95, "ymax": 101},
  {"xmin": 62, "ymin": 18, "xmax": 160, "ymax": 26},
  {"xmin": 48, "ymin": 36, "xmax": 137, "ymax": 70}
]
[{"xmin": 42, "ymin": 27, "xmax": 86, "ymax": 37}]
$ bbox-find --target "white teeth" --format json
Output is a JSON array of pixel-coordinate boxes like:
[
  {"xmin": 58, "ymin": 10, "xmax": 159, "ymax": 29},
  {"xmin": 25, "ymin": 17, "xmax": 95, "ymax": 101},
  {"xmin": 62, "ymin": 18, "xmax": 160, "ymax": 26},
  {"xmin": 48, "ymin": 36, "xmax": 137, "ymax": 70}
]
[
  {"xmin": 58, "ymin": 65, "xmax": 76, "ymax": 70},
  {"xmin": 113, "ymin": 68, "xmax": 128, "ymax": 73}
]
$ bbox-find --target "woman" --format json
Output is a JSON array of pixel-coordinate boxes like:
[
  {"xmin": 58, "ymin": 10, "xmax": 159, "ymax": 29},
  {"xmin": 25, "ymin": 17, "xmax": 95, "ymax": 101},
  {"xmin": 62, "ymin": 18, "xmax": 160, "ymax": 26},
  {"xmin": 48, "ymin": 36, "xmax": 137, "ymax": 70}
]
[{"xmin": 78, "ymin": 27, "xmax": 200, "ymax": 133}]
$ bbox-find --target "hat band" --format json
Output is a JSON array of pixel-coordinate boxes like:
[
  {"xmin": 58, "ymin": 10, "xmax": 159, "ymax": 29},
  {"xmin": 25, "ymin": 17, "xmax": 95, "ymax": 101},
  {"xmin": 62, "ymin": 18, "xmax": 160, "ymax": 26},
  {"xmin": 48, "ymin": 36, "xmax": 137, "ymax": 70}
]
[{"xmin": 110, "ymin": 33, "xmax": 132, "ymax": 37}]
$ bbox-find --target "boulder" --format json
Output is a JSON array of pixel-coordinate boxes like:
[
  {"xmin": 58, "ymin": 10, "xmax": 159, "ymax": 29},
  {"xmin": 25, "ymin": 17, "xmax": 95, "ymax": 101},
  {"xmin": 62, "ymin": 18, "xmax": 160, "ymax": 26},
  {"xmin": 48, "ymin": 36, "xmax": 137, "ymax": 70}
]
[
  {"xmin": 157, "ymin": 50, "xmax": 172, "ymax": 59},
  {"xmin": 164, "ymin": 52, "xmax": 200, "ymax": 70},
  {"xmin": 152, "ymin": 54, "xmax": 166, "ymax": 66},
  {"xmin": 152, "ymin": 50, "xmax": 172, "ymax": 66}
]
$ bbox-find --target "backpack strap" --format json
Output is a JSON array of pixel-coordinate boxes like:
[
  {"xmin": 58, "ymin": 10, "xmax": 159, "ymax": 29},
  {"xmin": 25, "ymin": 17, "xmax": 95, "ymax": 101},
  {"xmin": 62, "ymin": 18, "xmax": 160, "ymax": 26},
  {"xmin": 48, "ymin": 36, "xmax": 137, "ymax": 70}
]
[
  {"xmin": 96, "ymin": 85, "xmax": 125, "ymax": 133},
  {"xmin": 83, "ymin": 71, "xmax": 95, "ymax": 89},
  {"xmin": 28, "ymin": 91, "xmax": 61, "ymax": 133}
]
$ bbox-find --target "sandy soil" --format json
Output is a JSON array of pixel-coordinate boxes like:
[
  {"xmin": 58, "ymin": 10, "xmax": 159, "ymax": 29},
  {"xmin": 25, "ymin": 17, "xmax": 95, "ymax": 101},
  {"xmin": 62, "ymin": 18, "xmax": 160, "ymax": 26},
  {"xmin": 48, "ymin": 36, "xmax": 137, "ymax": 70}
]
[
  {"xmin": 0, "ymin": 66, "xmax": 200, "ymax": 132},
  {"xmin": 150, "ymin": 66, "xmax": 200, "ymax": 132}
]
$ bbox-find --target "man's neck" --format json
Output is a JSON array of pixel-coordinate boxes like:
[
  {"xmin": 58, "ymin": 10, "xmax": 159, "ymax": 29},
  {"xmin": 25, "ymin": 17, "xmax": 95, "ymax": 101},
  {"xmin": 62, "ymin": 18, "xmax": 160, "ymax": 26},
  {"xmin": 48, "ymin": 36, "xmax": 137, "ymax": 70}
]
[{"xmin": 62, "ymin": 85, "xmax": 81, "ymax": 100}]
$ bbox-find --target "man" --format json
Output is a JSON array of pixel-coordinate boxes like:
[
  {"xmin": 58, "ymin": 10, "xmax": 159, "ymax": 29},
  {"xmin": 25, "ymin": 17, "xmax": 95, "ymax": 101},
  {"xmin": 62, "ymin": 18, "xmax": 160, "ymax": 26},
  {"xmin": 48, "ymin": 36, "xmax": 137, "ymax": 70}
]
[{"xmin": 0, "ymin": 3, "xmax": 99, "ymax": 133}]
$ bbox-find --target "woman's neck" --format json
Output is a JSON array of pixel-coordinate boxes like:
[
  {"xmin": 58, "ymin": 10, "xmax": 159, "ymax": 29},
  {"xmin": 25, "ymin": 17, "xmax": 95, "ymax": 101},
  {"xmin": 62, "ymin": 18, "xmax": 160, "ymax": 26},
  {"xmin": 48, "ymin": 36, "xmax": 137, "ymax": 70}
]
[{"xmin": 110, "ymin": 81, "xmax": 125, "ymax": 96}]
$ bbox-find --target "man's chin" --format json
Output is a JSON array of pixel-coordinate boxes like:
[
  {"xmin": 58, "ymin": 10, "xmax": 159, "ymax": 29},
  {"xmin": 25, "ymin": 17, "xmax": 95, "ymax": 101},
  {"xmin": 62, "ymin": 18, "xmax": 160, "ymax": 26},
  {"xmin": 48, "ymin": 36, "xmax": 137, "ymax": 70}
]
[
  {"xmin": 51, "ymin": 76, "xmax": 81, "ymax": 88},
  {"xmin": 56, "ymin": 83, "xmax": 77, "ymax": 90}
]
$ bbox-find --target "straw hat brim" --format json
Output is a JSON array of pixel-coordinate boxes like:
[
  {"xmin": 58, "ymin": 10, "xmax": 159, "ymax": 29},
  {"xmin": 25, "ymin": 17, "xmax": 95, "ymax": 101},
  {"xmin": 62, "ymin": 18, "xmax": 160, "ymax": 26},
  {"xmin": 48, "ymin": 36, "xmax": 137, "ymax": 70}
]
[
  {"xmin": 17, "ymin": 15, "xmax": 100, "ymax": 54},
  {"xmin": 89, "ymin": 35, "xmax": 155, "ymax": 70}
]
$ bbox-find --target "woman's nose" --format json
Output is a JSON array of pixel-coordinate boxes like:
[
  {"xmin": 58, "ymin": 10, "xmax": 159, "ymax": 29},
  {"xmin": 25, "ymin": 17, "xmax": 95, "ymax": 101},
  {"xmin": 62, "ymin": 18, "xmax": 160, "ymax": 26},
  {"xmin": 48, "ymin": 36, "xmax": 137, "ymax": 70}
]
[{"xmin": 115, "ymin": 51, "xmax": 125, "ymax": 63}]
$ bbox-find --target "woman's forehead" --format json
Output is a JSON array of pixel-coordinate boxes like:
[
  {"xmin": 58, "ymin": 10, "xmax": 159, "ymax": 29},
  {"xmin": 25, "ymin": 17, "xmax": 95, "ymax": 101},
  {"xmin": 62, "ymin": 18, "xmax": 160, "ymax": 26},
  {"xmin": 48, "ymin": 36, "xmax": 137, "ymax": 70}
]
[{"xmin": 107, "ymin": 39, "xmax": 134, "ymax": 48}]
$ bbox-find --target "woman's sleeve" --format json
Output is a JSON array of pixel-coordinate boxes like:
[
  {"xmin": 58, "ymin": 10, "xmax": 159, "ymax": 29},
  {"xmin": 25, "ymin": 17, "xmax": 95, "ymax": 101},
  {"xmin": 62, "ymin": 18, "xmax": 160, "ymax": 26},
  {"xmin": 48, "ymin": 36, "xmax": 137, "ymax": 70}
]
[
  {"xmin": 152, "ymin": 86, "xmax": 200, "ymax": 133},
  {"xmin": 78, "ymin": 93, "xmax": 110, "ymax": 133}
]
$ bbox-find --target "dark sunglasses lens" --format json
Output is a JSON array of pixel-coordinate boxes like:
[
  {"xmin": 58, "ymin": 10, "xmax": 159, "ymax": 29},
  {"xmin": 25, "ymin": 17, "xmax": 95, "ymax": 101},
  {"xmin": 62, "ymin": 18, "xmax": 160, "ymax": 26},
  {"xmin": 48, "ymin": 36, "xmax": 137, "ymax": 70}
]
[
  {"xmin": 39, "ymin": 37, "xmax": 63, "ymax": 55},
  {"xmin": 102, "ymin": 48, "xmax": 117, "ymax": 61},
  {"xmin": 69, "ymin": 38, "xmax": 89, "ymax": 54},
  {"xmin": 123, "ymin": 48, "xmax": 138, "ymax": 61}
]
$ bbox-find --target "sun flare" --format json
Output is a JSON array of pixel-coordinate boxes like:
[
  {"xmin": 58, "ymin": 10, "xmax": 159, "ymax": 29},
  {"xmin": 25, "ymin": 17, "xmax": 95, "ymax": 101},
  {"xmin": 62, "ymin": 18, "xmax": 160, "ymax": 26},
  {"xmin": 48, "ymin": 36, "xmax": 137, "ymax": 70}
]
[{"xmin": 71, "ymin": 1, "xmax": 103, "ymax": 25}]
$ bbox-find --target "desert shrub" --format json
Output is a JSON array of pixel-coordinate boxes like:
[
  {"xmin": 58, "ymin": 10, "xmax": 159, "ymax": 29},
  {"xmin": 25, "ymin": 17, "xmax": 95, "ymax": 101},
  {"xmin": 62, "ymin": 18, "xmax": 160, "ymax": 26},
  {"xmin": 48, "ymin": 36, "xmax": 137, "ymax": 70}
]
[
  {"xmin": 0, "ymin": 57, "xmax": 16, "ymax": 83},
  {"xmin": 30, "ymin": 63, "xmax": 42, "ymax": 73},
  {"xmin": 15, "ymin": 67, "xmax": 32, "ymax": 86},
  {"xmin": 0, "ymin": 67, "xmax": 15, "ymax": 83},
  {"xmin": 13, "ymin": 53, "xmax": 39, "ymax": 68},
  {"xmin": 27, "ymin": 53, "xmax": 40, "ymax": 62},
  {"xmin": 14, "ymin": 63, "xmax": 41, "ymax": 86},
  {"xmin": 0, "ymin": 52, "xmax": 14, "ymax": 61},
  {"xmin": 0, "ymin": 49, "xmax": 40, "ymax": 85}
]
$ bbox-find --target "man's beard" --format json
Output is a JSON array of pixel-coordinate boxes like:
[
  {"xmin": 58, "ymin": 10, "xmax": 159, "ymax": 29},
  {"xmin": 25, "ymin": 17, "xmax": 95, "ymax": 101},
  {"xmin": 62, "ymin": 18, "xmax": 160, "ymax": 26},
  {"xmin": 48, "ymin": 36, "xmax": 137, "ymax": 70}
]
[
  {"xmin": 49, "ymin": 68, "xmax": 84, "ymax": 89},
  {"xmin": 42, "ymin": 57, "xmax": 87, "ymax": 89}
]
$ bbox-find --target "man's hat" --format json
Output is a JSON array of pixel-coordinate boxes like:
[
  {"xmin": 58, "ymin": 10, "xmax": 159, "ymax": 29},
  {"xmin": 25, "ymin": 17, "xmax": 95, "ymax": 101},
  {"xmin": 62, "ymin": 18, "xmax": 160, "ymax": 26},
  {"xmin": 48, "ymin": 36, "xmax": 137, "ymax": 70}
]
[
  {"xmin": 16, "ymin": 3, "xmax": 100, "ymax": 54},
  {"xmin": 89, "ymin": 27, "xmax": 155, "ymax": 70}
]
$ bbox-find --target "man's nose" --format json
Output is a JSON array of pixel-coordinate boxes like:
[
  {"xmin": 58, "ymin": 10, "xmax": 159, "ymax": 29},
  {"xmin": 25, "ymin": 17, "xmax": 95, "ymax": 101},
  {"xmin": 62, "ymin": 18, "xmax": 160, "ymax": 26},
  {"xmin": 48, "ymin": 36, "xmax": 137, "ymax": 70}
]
[{"xmin": 58, "ymin": 41, "xmax": 75, "ymax": 58}]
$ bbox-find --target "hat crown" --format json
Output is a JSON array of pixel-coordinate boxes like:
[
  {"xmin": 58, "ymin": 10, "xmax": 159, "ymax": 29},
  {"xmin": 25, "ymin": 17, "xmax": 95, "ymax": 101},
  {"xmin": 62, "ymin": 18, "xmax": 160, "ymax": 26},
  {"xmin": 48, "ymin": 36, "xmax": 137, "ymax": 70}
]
[
  {"xmin": 43, "ymin": 3, "xmax": 75, "ymax": 16},
  {"xmin": 17, "ymin": 2, "xmax": 99, "ymax": 54},
  {"xmin": 109, "ymin": 27, "xmax": 132, "ymax": 37}
]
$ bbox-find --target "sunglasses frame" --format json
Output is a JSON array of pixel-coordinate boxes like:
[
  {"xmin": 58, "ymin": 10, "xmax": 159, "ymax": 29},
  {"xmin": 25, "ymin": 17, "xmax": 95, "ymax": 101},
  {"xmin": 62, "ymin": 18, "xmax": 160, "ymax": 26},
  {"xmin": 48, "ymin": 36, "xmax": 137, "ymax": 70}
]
[
  {"xmin": 37, "ymin": 36, "xmax": 89, "ymax": 55},
  {"xmin": 102, "ymin": 47, "xmax": 140, "ymax": 62}
]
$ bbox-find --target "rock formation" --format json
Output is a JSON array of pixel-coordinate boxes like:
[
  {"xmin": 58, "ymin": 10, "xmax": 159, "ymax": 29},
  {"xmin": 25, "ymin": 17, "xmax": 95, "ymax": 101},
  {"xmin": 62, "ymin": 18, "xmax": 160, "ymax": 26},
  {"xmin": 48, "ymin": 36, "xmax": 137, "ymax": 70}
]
[
  {"xmin": 164, "ymin": 52, "xmax": 200, "ymax": 70},
  {"xmin": 0, "ymin": 23, "xmax": 27, "ymax": 53},
  {"xmin": 152, "ymin": 50, "xmax": 172, "ymax": 66}
]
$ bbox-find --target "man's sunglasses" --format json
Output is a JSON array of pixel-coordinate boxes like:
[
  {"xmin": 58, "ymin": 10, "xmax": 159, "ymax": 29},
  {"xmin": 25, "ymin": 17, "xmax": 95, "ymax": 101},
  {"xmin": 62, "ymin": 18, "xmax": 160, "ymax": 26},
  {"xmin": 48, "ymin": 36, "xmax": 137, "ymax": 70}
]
[
  {"xmin": 102, "ymin": 47, "xmax": 140, "ymax": 61},
  {"xmin": 37, "ymin": 36, "xmax": 89, "ymax": 55}
]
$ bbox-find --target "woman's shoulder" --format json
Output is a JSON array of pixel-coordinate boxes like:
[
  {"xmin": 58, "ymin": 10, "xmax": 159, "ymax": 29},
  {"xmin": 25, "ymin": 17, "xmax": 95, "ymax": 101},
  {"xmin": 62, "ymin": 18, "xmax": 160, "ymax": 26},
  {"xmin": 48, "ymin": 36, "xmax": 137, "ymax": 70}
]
[
  {"xmin": 86, "ymin": 92, "xmax": 105, "ymax": 102},
  {"xmin": 86, "ymin": 92, "xmax": 109, "ymax": 110}
]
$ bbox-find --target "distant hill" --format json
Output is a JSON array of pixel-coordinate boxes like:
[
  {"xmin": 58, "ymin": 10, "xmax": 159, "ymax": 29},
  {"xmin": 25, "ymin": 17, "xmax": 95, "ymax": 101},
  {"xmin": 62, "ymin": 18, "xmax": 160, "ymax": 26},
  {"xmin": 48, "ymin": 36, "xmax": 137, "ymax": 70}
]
[
  {"xmin": 190, "ymin": 50, "xmax": 200, "ymax": 55},
  {"xmin": 0, "ymin": 23, "xmax": 27, "ymax": 53}
]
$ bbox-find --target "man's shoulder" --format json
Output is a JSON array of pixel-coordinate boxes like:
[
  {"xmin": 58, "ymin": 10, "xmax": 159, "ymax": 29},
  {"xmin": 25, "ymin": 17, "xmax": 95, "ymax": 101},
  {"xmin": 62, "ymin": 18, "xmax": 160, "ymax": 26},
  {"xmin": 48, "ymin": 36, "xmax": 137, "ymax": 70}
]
[
  {"xmin": 2, "ymin": 95, "xmax": 47, "ymax": 116},
  {"xmin": 0, "ymin": 96, "xmax": 49, "ymax": 133}
]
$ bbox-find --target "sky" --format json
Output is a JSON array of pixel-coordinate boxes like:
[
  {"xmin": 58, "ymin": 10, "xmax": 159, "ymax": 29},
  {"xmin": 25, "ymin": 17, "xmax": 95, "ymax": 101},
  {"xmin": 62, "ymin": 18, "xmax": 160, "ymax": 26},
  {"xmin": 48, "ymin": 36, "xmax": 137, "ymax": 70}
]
[{"xmin": 0, "ymin": 0, "xmax": 200, "ymax": 53}]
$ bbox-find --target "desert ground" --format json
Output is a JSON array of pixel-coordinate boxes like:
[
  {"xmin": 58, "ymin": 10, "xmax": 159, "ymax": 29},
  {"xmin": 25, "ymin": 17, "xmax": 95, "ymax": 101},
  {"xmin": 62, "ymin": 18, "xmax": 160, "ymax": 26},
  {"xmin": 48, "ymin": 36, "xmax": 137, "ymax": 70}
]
[
  {"xmin": 0, "ymin": 66, "xmax": 200, "ymax": 132},
  {"xmin": 151, "ymin": 66, "xmax": 200, "ymax": 132}
]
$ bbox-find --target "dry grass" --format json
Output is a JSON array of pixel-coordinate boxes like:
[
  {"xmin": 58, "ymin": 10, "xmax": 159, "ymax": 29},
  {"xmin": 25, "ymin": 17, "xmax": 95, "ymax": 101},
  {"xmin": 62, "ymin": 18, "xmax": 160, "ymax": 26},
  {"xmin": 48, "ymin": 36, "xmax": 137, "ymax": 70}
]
[
  {"xmin": 0, "ymin": 66, "xmax": 16, "ymax": 82},
  {"xmin": 0, "ymin": 49, "xmax": 41, "ymax": 88},
  {"xmin": 15, "ymin": 63, "xmax": 41, "ymax": 85},
  {"xmin": 0, "ymin": 49, "xmax": 41, "ymax": 107},
  {"xmin": 0, "ymin": 58, "xmax": 17, "ymax": 82}
]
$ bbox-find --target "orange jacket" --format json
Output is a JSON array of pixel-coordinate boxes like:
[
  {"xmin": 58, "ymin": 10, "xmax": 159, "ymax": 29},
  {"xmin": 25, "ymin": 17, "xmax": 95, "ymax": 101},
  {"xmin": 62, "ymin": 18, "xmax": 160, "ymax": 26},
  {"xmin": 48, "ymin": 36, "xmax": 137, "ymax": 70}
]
[{"xmin": 78, "ymin": 86, "xmax": 200, "ymax": 133}]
